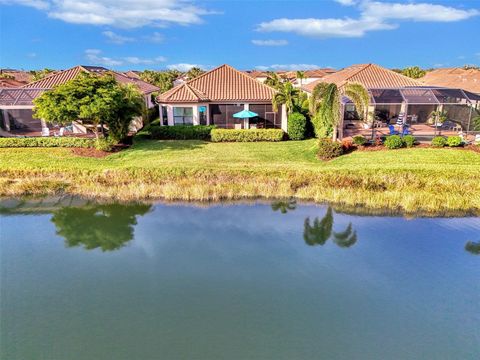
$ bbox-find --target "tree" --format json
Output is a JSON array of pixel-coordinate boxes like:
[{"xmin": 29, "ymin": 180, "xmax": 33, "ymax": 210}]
[
  {"xmin": 29, "ymin": 68, "xmax": 55, "ymax": 81},
  {"xmin": 186, "ymin": 67, "xmax": 205, "ymax": 80},
  {"xmin": 332, "ymin": 223, "xmax": 357, "ymax": 248},
  {"xmin": 139, "ymin": 70, "xmax": 179, "ymax": 93},
  {"xmin": 272, "ymin": 81, "xmax": 300, "ymax": 116},
  {"xmin": 33, "ymin": 72, "xmax": 143, "ymax": 140},
  {"xmin": 393, "ymin": 66, "xmax": 426, "ymax": 79},
  {"xmin": 271, "ymin": 199, "xmax": 297, "ymax": 214},
  {"xmin": 51, "ymin": 203, "xmax": 151, "ymax": 251},
  {"xmin": 309, "ymin": 82, "xmax": 369, "ymax": 141},
  {"xmin": 472, "ymin": 108, "xmax": 480, "ymax": 131},
  {"xmin": 296, "ymin": 70, "xmax": 305, "ymax": 88},
  {"xmin": 303, "ymin": 207, "xmax": 334, "ymax": 246},
  {"xmin": 264, "ymin": 71, "xmax": 285, "ymax": 90}
]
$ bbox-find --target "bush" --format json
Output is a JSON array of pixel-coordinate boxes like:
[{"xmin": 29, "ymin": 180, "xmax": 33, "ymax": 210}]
[
  {"xmin": 317, "ymin": 138, "xmax": 343, "ymax": 160},
  {"xmin": 403, "ymin": 135, "xmax": 416, "ymax": 148},
  {"xmin": 431, "ymin": 136, "xmax": 447, "ymax": 147},
  {"xmin": 352, "ymin": 135, "xmax": 367, "ymax": 146},
  {"xmin": 150, "ymin": 125, "xmax": 215, "ymax": 140},
  {"xmin": 341, "ymin": 138, "xmax": 354, "ymax": 152},
  {"xmin": 384, "ymin": 135, "xmax": 404, "ymax": 149},
  {"xmin": 287, "ymin": 112, "xmax": 307, "ymax": 140},
  {"xmin": 0, "ymin": 137, "xmax": 96, "ymax": 148},
  {"xmin": 94, "ymin": 138, "xmax": 117, "ymax": 152},
  {"xmin": 447, "ymin": 135, "xmax": 462, "ymax": 147},
  {"xmin": 211, "ymin": 129, "xmax": 284, "ymax": 142}
]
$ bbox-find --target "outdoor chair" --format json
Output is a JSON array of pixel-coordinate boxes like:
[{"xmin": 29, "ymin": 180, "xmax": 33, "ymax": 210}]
[
  {"xmin": 41, "ymin": 127, "xmax": 50, "ymax": 137},
  {"xmin": 54, "ymin": 127, "xmax": 65, "ymax": 137},
  {"xmin": 401, "ymin": 126, "xmax": 411, "ymax": 136},
  {"xmin": 388, "ymin": 125, "xmax": 399, "ymax": 135}
]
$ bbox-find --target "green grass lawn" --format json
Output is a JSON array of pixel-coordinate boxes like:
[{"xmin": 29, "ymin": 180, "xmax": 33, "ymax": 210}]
[{"xmin": 1, "ymin": 139, "xmax": 479, "ymax": 214}]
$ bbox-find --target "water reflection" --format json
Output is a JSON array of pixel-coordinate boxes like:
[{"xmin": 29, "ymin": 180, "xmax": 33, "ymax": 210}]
[
  {"xmin": 465, "ymin": 241, "xmax": 480, "ymax": 255},
  {"xmin": 271, "ymin": 199, "xmax": 297, "ymax": 214},
  {"xmin": 50, "ymin": 203, "xmax": 151, "ymax": 251},
  {"xmin": 303, "ymin": 207, "xmax": 357, "ymax": 248}
]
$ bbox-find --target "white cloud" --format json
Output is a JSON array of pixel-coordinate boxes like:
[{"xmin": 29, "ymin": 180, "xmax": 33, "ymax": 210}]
[
  {"xmin": 166, "ymin": 63, "xmax": 204, "ymax": 71},
  {"xmin": 102, "ymin": 31, "xmax": 133, "ymax": 44},
  {"xmin": 255, "ymin": 64, "xmax": 322, "ymax": 71},
  {"xmin": 335, "ymin": 0, "xmax": 357, "ymax": 6},
  {"xmin": 6, "ymin": 0, "xmax": 214, "ymax": 28},
  {"xmin": 258, "ymin": 1, "xmax": 479, "ymax": 38},
  {"xmin": 258, "ymin": 17, "xmax": 395, "ymax": 38},
  {"xmin": 361, "ymin": 1, "xmax": 479, "ymax": 22},
  {"xmin": 0, "ymin": 0, "xmax": 49, "ymax": 10},
  {"xmin": 85, "ymin": 49, "xmax": 167, "ymax": 67},
  {"xmin": 251, "ymin": 39, "xmax": 288, "ymax": 46},
  {"xmin": 144, "ymin": 32, "xmax": 164, "ymax": 43},
  {"xmin": 27, "ymin": 52, "xmax": 37, "ymax": 58}
]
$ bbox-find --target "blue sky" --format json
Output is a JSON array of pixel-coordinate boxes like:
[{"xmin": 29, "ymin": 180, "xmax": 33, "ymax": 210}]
[{"xmin": 1, "ymin": 0, "xmax": 479, "ymax": 71}]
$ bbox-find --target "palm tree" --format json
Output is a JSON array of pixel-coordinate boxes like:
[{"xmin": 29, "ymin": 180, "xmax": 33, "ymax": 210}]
[
  {"xmin": 271, "ymin": 199, "xmax": 297, "ymax": 214},
  {"xmin": 264, "ymin": 71, "xmax": 284, "ymax": 90},
  {"xmin": 332, "ymin": 223, "xmax": 357, "ymax": 248},
  {"xmin": 309, "ymin": 81, "xmax": 369, "ymax": 141},
  {"xmin": 303, "ymin": 207, "xmax": 333, "ymax": 246},
  {"xmin": 296, "ymin": 70, "xmax": 305, "ymax": 88},
  {"xmin": 272, "ymin": 81, "xmax": 300, "ymax": 116}
]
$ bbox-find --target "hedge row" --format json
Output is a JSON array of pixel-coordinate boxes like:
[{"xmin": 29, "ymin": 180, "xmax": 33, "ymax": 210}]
[
  {"xmin": 0, "ymin": 137, "xmax": 96, "ymax": 148},
  {"xmin": 149, "ymin": 125, "xmax": 215, "ymax": 140},
  {"xmin": 211, "ymin": 129, "xmax": 285, "ymax": 142}
]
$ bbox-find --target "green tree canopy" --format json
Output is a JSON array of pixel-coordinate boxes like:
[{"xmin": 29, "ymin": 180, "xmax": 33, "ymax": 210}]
[
  {"xmin": 51, "ymin": 203, "xmax": 152, "ymax": 251},
  {"xmin": 29, "ymin": 68, "xmax": 55, "ymax": 81},
  {"xmin": 33, "ymin": 72, "xmax": 144, "ymax": 140},
  {"xmin": 139, "ymin": 70, "xmax": 180, "ymax": 93},
  {"xmin": 271, "ymin": 199, "xmax": 297, "ymax": 214},
  {"xmin": 272, "ymin": 81, "xmax": 300, "ymax": 116},
  {"xmin": 186, "ymin": 67, "xmax": 205, "ymax": 80},
  {"xmin": 392, "ymin": 66, "xmax": 426, "ymax": 79}
]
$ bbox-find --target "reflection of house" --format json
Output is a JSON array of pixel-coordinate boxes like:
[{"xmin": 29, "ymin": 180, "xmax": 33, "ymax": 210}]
[
  {"xmin": 157, "ymin": 64, "xmax": 286, "ymax": 130},
  {"xmin": 302, "ymin": 64, "xmax": 480, "ymax": 138},
  {"xmin": 0, "ymin": 65, "xmax": 159, "ymax": 135},
  {"xmin": 420, "ymin": 68, "xmax": 480, "ymax": 95},
  {"xmin": 247, "ymin": 68, "xmax": 336, "ymax": 87}
]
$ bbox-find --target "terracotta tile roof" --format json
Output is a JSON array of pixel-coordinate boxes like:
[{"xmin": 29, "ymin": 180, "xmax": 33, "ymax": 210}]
[
  {"xmin": 420, "ymin": 68, "xmax": 480, "ymax": 94},
  {"xmin": 0, "ymin": 78, "xmax": 26, "ymax": 88},
  {"xmin": 303, "ymin": 64, "xmax": 421, "ymax": 92},
  {"xmin": 0, "ymin": 69, "xmax": 33, "ymax": 84},
  {"xmin": 23, "ymin": 65, "xmax": 159, "ymax": 94},
  {"xmin": 157, "ymin": 64, "xmax": 277, "ymax": 103},
  {"xmin": 123, "ymin": 70, "xmax": 142, "ymax": 79}
]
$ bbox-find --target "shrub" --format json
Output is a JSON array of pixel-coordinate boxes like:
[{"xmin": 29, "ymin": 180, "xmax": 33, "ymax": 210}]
[
  {"xmin": 384, "ymin": 135, "xmax": 404, "ymax": 149},
  {"xmin": 403, "ymin": 135, "xmax": 416, "ymax": 148},
  {"xmin": 211, "ymin": 129, "xmax": 284, "ymax": 142},
  {"xmin": 0, "ymin": 137, "xmax": 96, "ymax": 148},
  {"xmin": 317, "ymin": 138, "xmax": 343, "ymax": 160},
  {"xmin": 94, "ymin": 138, "xmax": 117, "ymax": 152},
  {"xmin": 352, "ymin": 135, "xmax": 367, "ymax": 146},
  {"xmin": 341, "ymin": 138, "xmax": 354, "ymax": 152},
  {"xmin": 150, "ymin": 125, "xmax": 215, "ymax": 140},
  {"xmin": 287, "ymin": 112, "xmax": 307, "ymax": 140},
  {"xmin": 431, "ymin": 136, "xmax": 447, "ymax": 147},
  {"xmin": 447, "ymin": 135, "xmax": 462, "ymax": 147}
]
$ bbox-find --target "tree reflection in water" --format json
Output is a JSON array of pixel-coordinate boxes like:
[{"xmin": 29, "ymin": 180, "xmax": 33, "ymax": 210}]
[
  {"xmin": 465, "ymin": 241, "xmax": 480, "ymax": 255},
  {"xmin": 51, "ymin": 203, "xmax": 152, "ymax": 251},
  {"xmin": 303, "ymin": 206, "xmax": 358, "ymax": 248},
  {"xmin": 271, "ymin": 199, "xmax": 297, "ymax": 214}
]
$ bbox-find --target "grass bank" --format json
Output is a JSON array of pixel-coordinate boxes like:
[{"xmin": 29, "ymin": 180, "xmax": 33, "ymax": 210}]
[{"xmin": 0, "ymin": 139, "xmax": 479, "ymax": 214}]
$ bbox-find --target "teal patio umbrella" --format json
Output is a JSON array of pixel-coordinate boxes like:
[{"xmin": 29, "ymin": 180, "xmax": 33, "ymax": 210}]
[{"xmin": 233, "ymin": 109, "xmax": 258, "ymax": 129}]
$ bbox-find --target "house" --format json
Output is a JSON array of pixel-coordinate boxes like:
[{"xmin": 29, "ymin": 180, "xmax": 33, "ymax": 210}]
[
  {"xmin": 156, "ymin": 64, "xmax": 287, "ymax": 131},
  {"xmin": 0, "ymin": 65, "xmax": 160, "ymax": 135},
  {"xmin": 420, "ymin": 67, "xmax": 480, "ymax": 95},
  {"xmin": 246, "ymin": 68, "xmax": 335, "ymax": 87},
  {"xmin": 302, "ymin": 63, "xmax": 480, "ymax": 138}
]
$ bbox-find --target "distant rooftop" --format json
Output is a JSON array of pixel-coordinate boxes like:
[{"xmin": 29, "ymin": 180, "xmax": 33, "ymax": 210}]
[{"xmin": 420, "ymin": 67, "xmax": 480, "ymax": 94}]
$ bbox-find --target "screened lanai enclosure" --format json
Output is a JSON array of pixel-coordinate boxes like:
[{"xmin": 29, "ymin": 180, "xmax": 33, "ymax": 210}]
[{"xmin": 343, "ymin": 87, "xmax": 480, "ymax": 140}]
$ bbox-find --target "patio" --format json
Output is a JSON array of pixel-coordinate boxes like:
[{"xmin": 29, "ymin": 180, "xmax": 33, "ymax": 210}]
[{"xmin": 342, "ymin": 87, "xmax": 480, "ymax": 141}]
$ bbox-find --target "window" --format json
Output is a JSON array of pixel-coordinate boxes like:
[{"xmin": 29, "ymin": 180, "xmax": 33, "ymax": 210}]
[{"xmin": 173, "ymin": 107, "xmax": 193, "ymax": 125}]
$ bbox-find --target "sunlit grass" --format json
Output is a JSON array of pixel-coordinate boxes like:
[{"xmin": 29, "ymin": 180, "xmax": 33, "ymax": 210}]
[{"xmin": 0, "ymin": 138, "xmax": 479, "ymax": 214}]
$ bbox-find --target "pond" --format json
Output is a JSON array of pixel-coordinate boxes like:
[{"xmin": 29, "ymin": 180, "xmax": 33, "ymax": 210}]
[{"xmin": 1, "ymin": 198, "xmax": 479, "ymax": 360}]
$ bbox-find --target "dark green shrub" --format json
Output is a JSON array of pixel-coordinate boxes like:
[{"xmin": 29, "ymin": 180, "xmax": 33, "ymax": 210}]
[
  {"xmin": 384, "ymin": 135, "xmax": 404, "ymax": 149},
  {"xmin": 94, "ymin": 138, "xmax": 117, "ymax": 151},
  {"xmin": 403, "ymin": 135, "xmax": 416, "ymax": 148},
  {"xmin": 431, "ymin": 136, "xmax": 447, "ymax": 147},
  {"xmin": 150, "ymin": 125, "xmax": 215, "ymax": 140},
  {"xmin": 447, "ymin": 135, "xmax": 462, "ymax": 147},
  {"xmin": 317, "ymin": 138, "xmax": 343, "ymax": 160},
  {"xmin": 352, "ymin": 135, "xmax": 367, "ymax": 146},
  {"xmin": 0, "ymin": 137, "xmax": 96, "ymax": 148},
  {"xmin": 211, "ymin": 129, "xmax": 284, "ymax": 142},
  {"xmin": 287, "ymin": 112, "xmax": 307, "ymax": 140}
]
